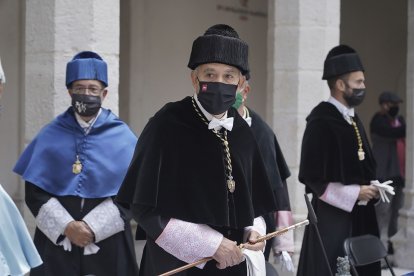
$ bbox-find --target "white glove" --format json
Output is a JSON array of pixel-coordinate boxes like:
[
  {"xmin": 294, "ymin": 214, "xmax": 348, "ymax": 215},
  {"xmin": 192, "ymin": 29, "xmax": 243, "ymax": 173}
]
[
  {"xmin": 84, "ymin": 243, "xmax": 100, "ymax": 255},
  {"xmin": 274, "ymin": 251, "xmax": 294, "ymax": 272},
  {"xmin": 358, "ymin": 180, "xmax": 395, "ymax": 205},
  {"xmin": 58, "ymin": 237, "xmax": 72, "ymax": 251},
  {"xmin": 57, "ymin": 236, "xmax": 100, "ymax": 255}
]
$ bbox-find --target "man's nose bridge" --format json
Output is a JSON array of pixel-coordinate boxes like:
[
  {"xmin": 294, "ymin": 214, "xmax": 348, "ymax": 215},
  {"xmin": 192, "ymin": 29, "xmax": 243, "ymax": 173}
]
[
  {"xmin": 84, "ymin": 88, "xmax": 93, "ymax": 95},
  {"xmin": 216, "ymin": 75, "xmax": 225, "ymax": 83}
]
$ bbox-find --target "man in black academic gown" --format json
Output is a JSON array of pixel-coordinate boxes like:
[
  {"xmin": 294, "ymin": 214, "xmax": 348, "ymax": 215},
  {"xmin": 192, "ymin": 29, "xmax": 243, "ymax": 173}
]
[
  {"xmin": 297, "ymin": 45, "xmax": 381, "ymax": 276},
  {"xmin": 14, "ymin": 51, "xmax": 139, "ymax": 276},
  {"xmin": 117, "ymin": 24, "xmax": 277, "ymax": 275},
  {"xmin": 233, "ymin": 75, "xmax": 294, "ymax": 272}
]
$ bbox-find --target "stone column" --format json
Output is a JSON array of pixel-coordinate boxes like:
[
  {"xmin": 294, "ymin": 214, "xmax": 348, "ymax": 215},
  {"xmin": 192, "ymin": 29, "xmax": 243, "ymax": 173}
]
[
  {"xmin": 393, "ymin": 0, "xmax": 414, "ymax": 269},
  {"xmin": 23, "ymin": 0, "xmax": 120, "ymax": 227},
  {"xmin": 267, "ymin": 0, "xmax": 340, "ymax": 264}
]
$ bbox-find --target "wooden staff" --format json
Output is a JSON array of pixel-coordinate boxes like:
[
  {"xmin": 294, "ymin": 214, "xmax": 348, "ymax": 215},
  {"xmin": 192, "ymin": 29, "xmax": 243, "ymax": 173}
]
[{"xmin": 159, "ymin": 219, "xmax": 309, "ymax": 276}]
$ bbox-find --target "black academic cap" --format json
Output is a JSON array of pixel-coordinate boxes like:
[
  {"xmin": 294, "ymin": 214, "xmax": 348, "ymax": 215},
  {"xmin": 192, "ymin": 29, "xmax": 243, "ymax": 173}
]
[
  {"xmin": 379, "ymin": 91, "xmax": 403, "ymax": 104},
  {"xmin": 188, "ymin": 24, "xmax": 249, "ymax": 75},
  {"xmin": 322, "ymin": 45, "xmax": 364, "ymax": 80}
]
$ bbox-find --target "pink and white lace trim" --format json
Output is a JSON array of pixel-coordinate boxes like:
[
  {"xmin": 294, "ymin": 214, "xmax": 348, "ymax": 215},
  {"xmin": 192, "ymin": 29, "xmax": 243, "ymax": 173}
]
[
  {"xmin": 273, "ymin": 211, "xmax": 294, "ymax": 253},
  {"xmin": 155, "ymin": 218, "xmax": 223, "ymax": 269},
  {"xmin": 320, "ymin": 182, "xmax": 360, "ymax": 212}
]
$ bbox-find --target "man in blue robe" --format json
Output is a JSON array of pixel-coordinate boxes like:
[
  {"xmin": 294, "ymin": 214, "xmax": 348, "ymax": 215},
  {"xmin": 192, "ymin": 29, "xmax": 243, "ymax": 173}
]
[{"xmin": 14, "ymin": 51, "xmax": 139, "ymax": 276}]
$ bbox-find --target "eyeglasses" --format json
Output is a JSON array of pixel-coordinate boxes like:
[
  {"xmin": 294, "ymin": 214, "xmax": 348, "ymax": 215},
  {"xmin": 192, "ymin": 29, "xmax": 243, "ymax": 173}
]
[{"xmin": 71, "ymin": 87, "xmax": 104, "ymax": 96}]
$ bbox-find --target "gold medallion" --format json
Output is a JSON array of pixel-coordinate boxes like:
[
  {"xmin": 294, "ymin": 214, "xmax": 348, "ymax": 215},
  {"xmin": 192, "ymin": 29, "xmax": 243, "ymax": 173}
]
[
  {"xmin": 72, "ymin": 155, "xmax": 82, "ymax": 174},
  {"xmin": 227, "ymin": 179, "xmax": 235, "ymax": 193}
]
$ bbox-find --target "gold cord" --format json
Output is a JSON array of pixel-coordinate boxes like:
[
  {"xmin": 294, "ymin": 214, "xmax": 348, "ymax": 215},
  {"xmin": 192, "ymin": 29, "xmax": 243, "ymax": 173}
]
[
  {"xmin": 191, "ymin": 96, "xmax": 235, "ymax": 192},
  {"xmin": 243, "ymin": 106, "xmax": 250, "ymax": 119},
  {"xmin": 350, "ymin": 117, "xmax": 365, "ymax": 161}
]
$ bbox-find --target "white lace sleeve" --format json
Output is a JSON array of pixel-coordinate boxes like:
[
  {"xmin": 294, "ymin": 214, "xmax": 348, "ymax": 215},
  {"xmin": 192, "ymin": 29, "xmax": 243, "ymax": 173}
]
[
  {"xmin": 82, "ymin": 198, "xmax": 124, "ymax": 243},
  {"xmin": 36, "ymin": 197, "xmax": 74, "ymax": 244},
  {"xmin": 155, "ymin": 218, "xmax": 223, "ymax": 269}
]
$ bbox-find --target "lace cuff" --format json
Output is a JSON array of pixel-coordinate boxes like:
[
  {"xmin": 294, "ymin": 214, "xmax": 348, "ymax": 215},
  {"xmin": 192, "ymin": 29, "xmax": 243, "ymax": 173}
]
[
  {"xmin": 273, "ymin": 211, "xmax": 294, "ymax": 253},
  {"xmin": 155, "ymin": 218, "xmax": 223, "ymax": 269},
  {"xmin": 36, "ymin": 198, "xmax": 74, "ymax": 244},
  {"xmin": 320, "ymin": 182, "xmax": 360, "ymax": 212},
  {"xmin": 82, "ymin": 198, "xmax": 124, "ymax": 243}
]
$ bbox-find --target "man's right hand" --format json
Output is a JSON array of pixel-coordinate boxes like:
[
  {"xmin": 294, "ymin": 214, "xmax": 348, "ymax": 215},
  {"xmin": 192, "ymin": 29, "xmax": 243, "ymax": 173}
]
[
  {"xmin": 64, "ymin": 221, "xmax": 94, "ymax": 247},
  {"xmin": 358, "ymin": 185, "xmax": 379, "ymax": 202},
  {"xmin": 212, "ymin": 237, "xmax": 244, "ymax": 269}
]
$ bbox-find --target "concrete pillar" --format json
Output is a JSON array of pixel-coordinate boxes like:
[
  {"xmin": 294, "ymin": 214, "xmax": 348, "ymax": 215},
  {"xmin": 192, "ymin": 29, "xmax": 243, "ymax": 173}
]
[
  {"xmin": 23, "ymin": 0, "xmax": 120, "ymax": 227},
  {"xmin": 25, "ymin": 0, "xmax": 120, "ymax": 139},
  {"xmin": 267, "ymin": 0, "xmax": 340, "ymax": 264},
  {"xmin": 392, "ymin": 0, "xmax": 414, "ymax": 269}
]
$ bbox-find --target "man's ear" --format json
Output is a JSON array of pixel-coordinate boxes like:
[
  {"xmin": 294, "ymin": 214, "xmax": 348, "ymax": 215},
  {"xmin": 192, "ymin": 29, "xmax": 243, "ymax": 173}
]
[
  {"xmin": 336, "ymin": 78, "xmax": 346, "ymax": 92},
  {"xmin": 102, "ymin": 89, "xmax": 108, "ymax": 99},
  {"xmin": 242, "ymin": 84, "xmax": 250, "ymax": 101}
]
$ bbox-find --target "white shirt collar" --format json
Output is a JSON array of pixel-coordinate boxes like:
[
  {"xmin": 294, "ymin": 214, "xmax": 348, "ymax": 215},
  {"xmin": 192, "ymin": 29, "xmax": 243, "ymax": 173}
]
[
  {"xmin": 193, "ymin": 93, "xmax": 228, "ymax": 121},
  {"xmin": 74, "ymin": 108, "xmax": 102, "ymax": 134},
  {"xmin": 327, "ymin": 96, "xmax": 354, "ymax": 124}
]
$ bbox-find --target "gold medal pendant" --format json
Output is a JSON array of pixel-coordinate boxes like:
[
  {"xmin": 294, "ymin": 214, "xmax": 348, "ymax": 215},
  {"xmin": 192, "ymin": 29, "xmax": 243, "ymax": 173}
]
[
  {"xmin": 72, "ymin": 155, "xmax": 82, "ymax": 174},
  {"xmin": 227, "ymin": 179, "xmax": 235, "ymax": 193},
  {"xmin": 358, "ymin": 149, "xmax": 365, "ymax": 161}
]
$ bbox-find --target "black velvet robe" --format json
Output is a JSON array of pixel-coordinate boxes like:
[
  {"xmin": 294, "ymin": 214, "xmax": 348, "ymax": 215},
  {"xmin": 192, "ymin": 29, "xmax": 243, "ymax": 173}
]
[
  {"xmin": 248, "ymin": 108, "xmax": 291, "ymax": 260},
  {"xmin": 370, "ymin": 113, "xmax": 405, "ymax": 187},
  {"xmin": 117, "ymin": 96, "xmax": 277, "ymax": 275},
  {"xmin": 26, "ymin": 183, "xmax": 139, "ymax": 276},
  {"xmin": 297, "ymin": 102, "xmax": 380, "ymax": 276}
]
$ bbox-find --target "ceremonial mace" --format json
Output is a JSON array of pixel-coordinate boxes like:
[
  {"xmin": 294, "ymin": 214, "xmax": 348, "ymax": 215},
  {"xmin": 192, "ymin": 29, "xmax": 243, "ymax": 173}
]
[
  {"xmin": 304, "ymin": 193, "xmax": 334, "ymax": 276},
  {"xmin": 159, "ymin": 219, "xmax": 309, "ymax": 276}
]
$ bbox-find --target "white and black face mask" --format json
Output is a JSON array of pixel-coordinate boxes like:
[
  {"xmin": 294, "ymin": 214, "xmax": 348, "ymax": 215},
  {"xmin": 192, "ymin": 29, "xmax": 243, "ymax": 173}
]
[
  {"xmin": 197, "ymin": 80, "xmax": 237, "ymax": 115},
  {"xmin": 71, "ymin": 94, "xmax": 101, "ymax": 117}
]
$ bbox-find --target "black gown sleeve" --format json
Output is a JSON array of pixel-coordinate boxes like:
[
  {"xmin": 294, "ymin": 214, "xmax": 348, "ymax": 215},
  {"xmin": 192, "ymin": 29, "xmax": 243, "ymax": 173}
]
[
  {"xmin": 25, "ymin": 181, "xmax": 53, "ymax": 217},
  {"xmin": 132, "ymin": 205, "xmax": 169, "ymax": 241},
  {"xmin": 370, "ymin": 114, "xmax": 405, "ymax": 138}
]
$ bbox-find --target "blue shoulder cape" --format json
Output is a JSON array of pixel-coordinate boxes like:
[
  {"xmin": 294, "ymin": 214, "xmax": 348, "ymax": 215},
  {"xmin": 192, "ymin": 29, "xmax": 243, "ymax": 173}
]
[
  {"xmin": 14, "ymin": 108, "xmax": 137, "ymax": 198},
  {"xmin": 0, "ymin": 185, "xmax": 42, "ymax": 275}
]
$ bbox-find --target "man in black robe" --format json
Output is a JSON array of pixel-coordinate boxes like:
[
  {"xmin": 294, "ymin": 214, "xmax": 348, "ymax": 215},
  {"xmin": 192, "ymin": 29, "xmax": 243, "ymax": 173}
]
[
  {"xmin": 233, "ymin": 75, "xmax": 294, "ymax": 272},
  {"xmin": 297, "ymin": 45, "xmax": 381, "ymax": 276},
  {"xmin": 117, "ymin": 24, "xmax": 277, "ymax": 275}
]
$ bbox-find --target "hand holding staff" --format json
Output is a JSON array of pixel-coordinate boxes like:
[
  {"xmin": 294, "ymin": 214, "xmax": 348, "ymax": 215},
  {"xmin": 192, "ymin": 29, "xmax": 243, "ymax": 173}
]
[{"xmin": 159, "ymin": 219, "xmax": 309, "ymax": 276}]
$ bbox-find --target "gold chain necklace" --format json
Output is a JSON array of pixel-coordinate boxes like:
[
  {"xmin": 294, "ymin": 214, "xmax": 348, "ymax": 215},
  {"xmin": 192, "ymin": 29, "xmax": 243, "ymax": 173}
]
[
  {"xmin": 349, "ymin": 117, "xmax": 365, "ymax": 161},
  {"xmin": 191, "ymin": 96, "xmax": 235, "ymax": 193}
]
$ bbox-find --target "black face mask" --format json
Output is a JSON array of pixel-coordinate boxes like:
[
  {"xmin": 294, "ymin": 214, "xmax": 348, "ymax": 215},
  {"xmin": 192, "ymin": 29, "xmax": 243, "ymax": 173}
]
[
  {"xmin": 197, "ymin": 80, "xmax": 237, "ymax": 115},
  {"xmin": 388, "ymin": 106, "xmax": 399, "ymax": 117},
  {"xmin": 71, "ymin": 94, "xmax": 102, "ymax": 117},
  {"xmin": 343, "ymin": 82, "xmax": 366, "ymax": 107}
]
